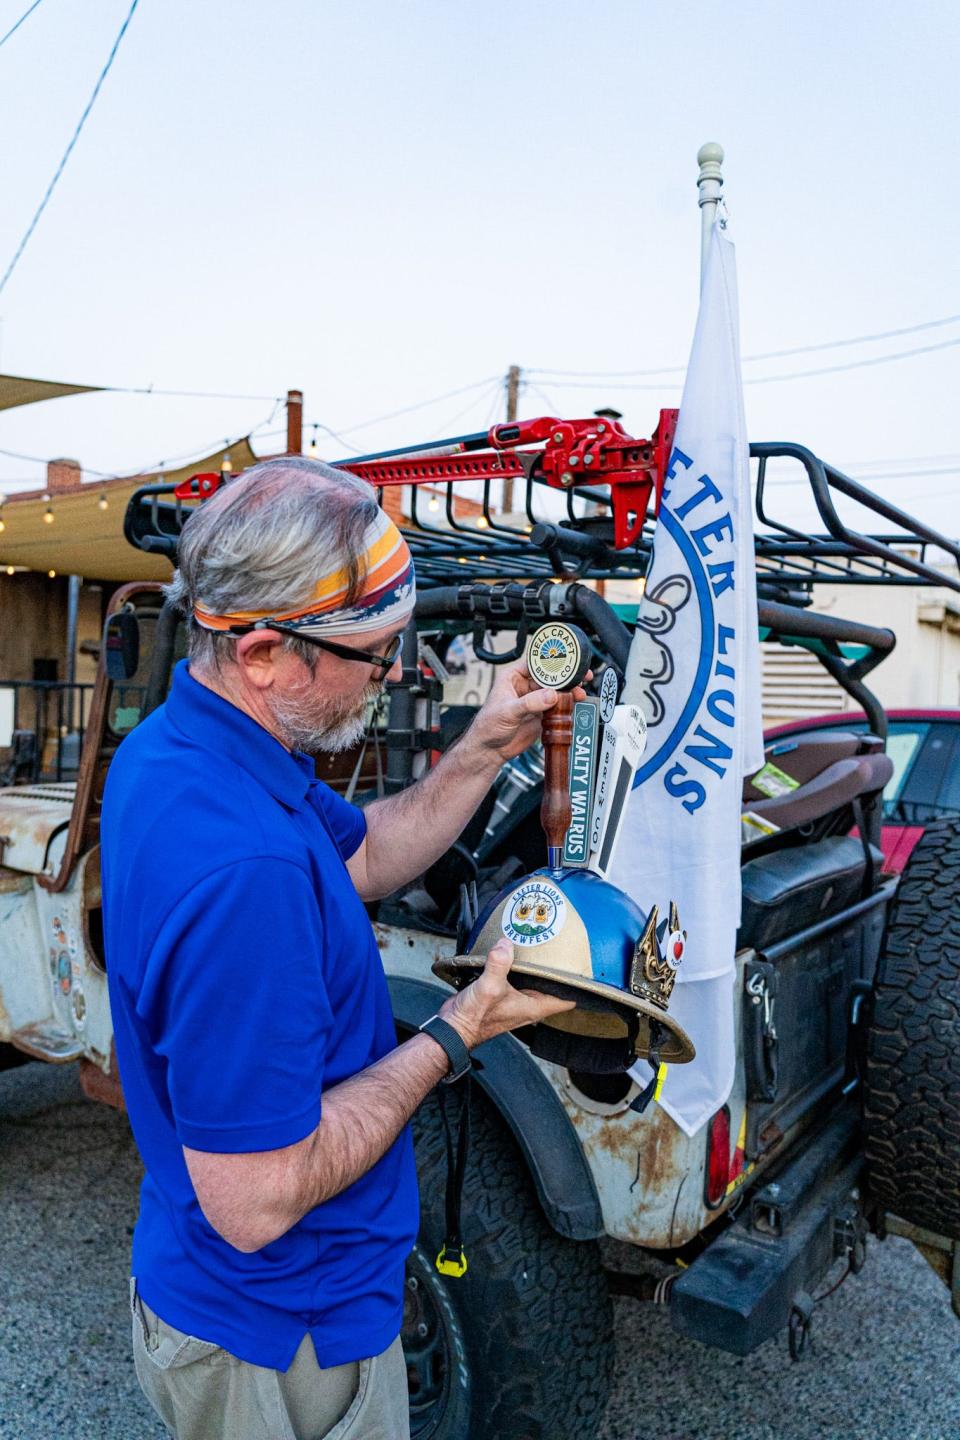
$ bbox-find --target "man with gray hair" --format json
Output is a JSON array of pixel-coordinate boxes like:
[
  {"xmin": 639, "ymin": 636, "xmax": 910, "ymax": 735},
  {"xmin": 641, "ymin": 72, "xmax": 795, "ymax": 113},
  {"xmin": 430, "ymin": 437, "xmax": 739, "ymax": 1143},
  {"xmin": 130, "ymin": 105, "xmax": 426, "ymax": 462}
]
[{"xmin": 100, "ymin": 457, "xmax": 579, "ymax": 1440}]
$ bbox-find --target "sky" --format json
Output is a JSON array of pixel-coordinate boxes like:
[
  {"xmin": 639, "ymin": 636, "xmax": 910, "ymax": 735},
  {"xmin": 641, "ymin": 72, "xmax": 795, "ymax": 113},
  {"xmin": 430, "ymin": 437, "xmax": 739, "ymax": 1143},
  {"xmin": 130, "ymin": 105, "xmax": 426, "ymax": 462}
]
[{"xmin": 0, "ymin": 0, "xmax": 957, "ymax": 544}]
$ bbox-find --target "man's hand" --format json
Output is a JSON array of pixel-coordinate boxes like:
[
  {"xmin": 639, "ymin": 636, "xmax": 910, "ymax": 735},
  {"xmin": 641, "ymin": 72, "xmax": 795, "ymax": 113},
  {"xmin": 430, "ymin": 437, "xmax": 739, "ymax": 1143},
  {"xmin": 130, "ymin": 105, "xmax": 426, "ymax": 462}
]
[
  {"xmin": 440, "ymin": 937, "xmax": 574, "ymax": 1049},
  {"xmin": 461, "ymin": 657, "xmax": 592, "ymax": 767},
  {"xmin": 185, "ymin": 937, "xmax": 575, "ymax": 1253}
]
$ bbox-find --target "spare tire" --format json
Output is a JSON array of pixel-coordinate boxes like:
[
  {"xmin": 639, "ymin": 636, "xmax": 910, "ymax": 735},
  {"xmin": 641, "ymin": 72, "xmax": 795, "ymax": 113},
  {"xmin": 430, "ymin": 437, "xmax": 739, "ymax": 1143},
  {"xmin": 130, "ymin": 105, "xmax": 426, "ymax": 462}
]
[{"xmin": 864, "ymin": 819, "xmax": 960, "ymax": 1237}]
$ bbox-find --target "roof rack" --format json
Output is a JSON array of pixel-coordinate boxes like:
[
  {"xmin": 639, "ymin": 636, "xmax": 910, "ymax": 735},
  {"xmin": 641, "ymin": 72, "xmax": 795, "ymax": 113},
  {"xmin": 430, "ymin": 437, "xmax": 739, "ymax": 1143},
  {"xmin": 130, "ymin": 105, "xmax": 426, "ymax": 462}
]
[{"xmin": 123, "ymin": 419, "xmax": 960, "ymax": 596}]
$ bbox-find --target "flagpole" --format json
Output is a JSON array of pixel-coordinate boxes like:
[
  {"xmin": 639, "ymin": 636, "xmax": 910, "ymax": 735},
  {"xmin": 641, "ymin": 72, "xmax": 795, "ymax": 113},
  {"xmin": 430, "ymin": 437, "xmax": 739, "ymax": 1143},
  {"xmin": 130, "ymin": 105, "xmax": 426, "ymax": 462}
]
[{"xmin": 696, "ymin": 142, "xmax": 724, "ymax": 290}]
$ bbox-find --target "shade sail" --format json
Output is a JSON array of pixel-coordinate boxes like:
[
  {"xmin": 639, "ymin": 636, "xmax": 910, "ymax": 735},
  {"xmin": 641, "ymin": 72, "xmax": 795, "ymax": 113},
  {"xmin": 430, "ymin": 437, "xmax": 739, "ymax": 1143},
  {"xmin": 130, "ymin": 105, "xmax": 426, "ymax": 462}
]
[
  {"xmin": 0, "ymin": 373, "xmax": 104, "ymax": 412},
  {"xmin": 0, "ymin": 439, "xmax": 258, "ymax": 581}
]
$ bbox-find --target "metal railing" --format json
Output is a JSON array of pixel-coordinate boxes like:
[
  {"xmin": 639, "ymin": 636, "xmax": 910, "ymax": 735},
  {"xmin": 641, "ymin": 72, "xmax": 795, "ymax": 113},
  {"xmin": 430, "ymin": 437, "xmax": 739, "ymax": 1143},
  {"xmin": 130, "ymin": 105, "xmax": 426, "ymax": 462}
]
[{"xmin": 0, "ymin": 680, "xmax": 145, "ymax": 784}]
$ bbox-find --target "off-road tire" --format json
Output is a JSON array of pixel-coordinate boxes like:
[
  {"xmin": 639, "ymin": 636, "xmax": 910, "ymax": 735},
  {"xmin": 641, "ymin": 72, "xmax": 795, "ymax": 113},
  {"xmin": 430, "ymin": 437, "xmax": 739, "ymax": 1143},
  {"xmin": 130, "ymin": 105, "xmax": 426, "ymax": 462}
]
[
  {"xmin": 864, "ymin": 819, "xmax": 960, "ymax": 1237},
  {"xmin": 406, "ymin": 1084, "xmax": 613, "ymax": 1440}
]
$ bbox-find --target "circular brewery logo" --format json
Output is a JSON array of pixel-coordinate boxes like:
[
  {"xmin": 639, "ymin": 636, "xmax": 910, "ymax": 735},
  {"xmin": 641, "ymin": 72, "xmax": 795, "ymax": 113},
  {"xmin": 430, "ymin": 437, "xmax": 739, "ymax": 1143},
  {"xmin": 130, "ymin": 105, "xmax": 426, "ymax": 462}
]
[
  {"xmin": 598, "ymin": 666, "xmax": 619, "ymax": 724},
  {"xmin": 502, "ymin": 879, "xmax": 567, "ymax": 946},
  {"xmin": 526, "ymin": 623, "xmax": 583, "ymax": 690}
]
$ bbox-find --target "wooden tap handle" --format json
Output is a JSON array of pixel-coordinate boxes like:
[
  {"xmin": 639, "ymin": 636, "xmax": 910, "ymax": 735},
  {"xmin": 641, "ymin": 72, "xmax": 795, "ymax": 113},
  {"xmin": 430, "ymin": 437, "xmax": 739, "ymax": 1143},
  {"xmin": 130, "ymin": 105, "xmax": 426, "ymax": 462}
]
[{"xmin": 540, "ymin": 692, "xmax": 574, "ymax": 856}]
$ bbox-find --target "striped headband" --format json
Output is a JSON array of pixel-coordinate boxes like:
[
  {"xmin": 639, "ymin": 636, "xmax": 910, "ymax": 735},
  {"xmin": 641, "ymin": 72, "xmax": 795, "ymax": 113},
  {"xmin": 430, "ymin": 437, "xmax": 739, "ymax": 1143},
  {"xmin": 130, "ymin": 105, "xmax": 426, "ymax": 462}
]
[{"xmin": 193, "ymin": 509, "xmax": 416, "ymax": 638}]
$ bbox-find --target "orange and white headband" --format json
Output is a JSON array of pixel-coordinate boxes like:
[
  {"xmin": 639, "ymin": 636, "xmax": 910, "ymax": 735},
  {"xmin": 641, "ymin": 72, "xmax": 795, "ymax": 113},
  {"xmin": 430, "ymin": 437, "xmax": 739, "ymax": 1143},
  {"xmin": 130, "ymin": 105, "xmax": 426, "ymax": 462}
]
[{"xmin": 193, "ymin": 510, "xmax": 416, "ymax": 638}]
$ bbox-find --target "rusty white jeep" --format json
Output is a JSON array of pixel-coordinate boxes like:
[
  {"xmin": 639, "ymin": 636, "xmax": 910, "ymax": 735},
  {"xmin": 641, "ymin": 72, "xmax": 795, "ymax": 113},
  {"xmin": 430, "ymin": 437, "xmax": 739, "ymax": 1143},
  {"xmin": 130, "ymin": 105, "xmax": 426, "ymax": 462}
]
[{"xmin": 2, "ymin": 435, "xmax": 959, "ymax": 1440}]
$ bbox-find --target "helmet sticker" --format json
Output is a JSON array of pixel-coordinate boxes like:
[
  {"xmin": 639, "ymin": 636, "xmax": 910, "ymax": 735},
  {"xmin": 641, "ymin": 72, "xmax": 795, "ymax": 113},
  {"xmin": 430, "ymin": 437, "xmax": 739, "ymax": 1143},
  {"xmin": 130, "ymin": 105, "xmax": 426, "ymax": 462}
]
[{"xmin": 502, "ymin": 880, "xmax": 567, "ymax": 946}]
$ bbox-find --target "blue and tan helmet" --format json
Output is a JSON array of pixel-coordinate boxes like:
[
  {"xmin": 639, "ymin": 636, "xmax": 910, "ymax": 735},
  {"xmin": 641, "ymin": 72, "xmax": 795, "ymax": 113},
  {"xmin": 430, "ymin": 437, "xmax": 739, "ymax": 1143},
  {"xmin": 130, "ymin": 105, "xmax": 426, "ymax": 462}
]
[{"xmin": 433, "ymin": 868, "xmax": 695, "ymax": 1074}]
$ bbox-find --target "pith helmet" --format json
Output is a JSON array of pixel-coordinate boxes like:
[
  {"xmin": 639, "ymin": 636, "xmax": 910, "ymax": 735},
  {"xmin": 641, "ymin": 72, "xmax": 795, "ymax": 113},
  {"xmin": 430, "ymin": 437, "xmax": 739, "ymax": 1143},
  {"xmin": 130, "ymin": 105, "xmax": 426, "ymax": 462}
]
[{"xmin": 433, "ymin": 868, "xmax": 695, "ymax": 1074}]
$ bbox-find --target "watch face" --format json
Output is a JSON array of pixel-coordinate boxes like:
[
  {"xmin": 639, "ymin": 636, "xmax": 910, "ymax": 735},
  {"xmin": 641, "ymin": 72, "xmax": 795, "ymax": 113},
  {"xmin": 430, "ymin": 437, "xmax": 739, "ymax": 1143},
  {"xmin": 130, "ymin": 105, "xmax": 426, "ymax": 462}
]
[{"xmin": 526, "ymin": 623, "xmax": 584, "ymax": 690}]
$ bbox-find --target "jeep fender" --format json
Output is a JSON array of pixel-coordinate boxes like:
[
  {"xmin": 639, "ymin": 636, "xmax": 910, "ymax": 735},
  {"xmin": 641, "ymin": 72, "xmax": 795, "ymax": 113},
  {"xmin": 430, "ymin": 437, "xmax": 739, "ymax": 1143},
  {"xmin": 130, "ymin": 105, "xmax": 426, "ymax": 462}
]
[{"xmin": 388, "ymin": 975, "xmax": 603, "ymax": 1241}]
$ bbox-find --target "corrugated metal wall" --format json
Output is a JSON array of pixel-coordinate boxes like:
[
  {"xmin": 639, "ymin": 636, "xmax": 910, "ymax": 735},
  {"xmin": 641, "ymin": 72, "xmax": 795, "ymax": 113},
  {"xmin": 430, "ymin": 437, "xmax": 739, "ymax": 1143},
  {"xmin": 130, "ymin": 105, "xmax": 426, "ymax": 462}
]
[{"xmin": 761, "ymin": 644, "xmax": 850, "ymax": 727}]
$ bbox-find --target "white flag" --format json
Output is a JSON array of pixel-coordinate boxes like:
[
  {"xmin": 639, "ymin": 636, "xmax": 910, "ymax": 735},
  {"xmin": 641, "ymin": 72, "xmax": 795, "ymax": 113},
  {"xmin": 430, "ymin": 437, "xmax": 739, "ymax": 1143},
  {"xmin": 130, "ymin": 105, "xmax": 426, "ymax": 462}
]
[{"xmin": 611, "ymin": 215, "xmax": 764, "ymax": 1137}]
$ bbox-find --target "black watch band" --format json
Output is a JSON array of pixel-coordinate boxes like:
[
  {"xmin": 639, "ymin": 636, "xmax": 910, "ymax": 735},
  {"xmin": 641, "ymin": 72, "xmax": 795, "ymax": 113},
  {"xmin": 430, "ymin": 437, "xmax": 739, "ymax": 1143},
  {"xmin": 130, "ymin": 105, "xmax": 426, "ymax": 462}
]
[{"xmin": 419, "ymin": 1015, "xmax": 472, "ymax": 1084}]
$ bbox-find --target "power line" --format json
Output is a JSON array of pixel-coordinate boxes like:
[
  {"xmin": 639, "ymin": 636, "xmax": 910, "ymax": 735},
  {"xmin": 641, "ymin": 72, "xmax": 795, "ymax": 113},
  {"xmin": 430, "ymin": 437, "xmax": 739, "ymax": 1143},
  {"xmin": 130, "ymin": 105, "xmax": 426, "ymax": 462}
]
[
  {"xmin": 302, "ymin": 421, "xmax": 367, "ymax": 456},
  {"xmin": 0, "ymin": 0, "xmax": 45, "ymax": 49},
  {"xmin": 334, "ymin": 376, "xmax": 500, "ymax": 436},
  {"xmin": 106, "ymin": 383, "xmax": 280, "ymax": 402},
  {"xmin": 741, "ymin": 312, "xmax": 960, "ymax": 363},
  {"xmin": 530, "ymin": 335, "xmax": 960, "ymax": 390},
  {"xmin": 745, "ymin": 336, "xmax": 960, "ymax": 384},
  {"xmin": 422, "ymin": 378, "xmax": 503, "ymax": 440},
  {"xmin": 0, "ymin": 405, "xmax": 276, "ymax": 487},
  {"xmin": 0, "ymin": 0, "xmax": 141, "ymax": 299},
  {"xmin": 528, "ymin": 310, "xmax": 960, "ymax": 379}
]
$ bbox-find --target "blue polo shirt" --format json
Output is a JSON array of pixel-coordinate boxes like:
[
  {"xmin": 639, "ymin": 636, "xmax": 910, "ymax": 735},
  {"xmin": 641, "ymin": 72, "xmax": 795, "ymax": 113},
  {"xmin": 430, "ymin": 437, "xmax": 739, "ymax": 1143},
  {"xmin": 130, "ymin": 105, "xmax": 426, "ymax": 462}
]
[{"xmin": 100, "ymin": 661, "xmax": 418, "ymax": 1371}]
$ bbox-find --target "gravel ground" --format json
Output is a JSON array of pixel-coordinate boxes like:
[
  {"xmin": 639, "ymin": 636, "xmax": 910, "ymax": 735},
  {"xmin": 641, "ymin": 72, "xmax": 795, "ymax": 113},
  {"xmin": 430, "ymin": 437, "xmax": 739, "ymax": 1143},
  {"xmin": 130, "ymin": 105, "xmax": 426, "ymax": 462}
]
[{"xmin": 2, "ymin": 1060, "xmax": 959, "ymax": 1440}]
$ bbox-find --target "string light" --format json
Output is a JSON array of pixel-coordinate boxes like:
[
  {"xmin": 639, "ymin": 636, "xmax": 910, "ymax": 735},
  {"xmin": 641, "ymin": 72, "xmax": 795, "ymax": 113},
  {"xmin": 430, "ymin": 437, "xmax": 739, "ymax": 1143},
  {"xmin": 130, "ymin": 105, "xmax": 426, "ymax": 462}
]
[
  {"xmin": 477, "ymin": 516, "xmax": 489, "ymax": 528},
  {"xmin": 5, "ymin": 566, "xmax": 14, "ymax": 576},
  {"xmin": 307, "ymin": 425, "xmax": 320, "ymax": 458},
  {"xmin": 428, "ymin": 495, "xmax": 440, "ymax": 512},
  {"xmin": 0, "ymin": 516, "xmax": 5, "ymax": 534},
  {"xmin": 48, "ymin": 568, "xmax": 56, "ymax": 578},
  {"xmin": 43, "ymin": 493, "xmax": 54, "ymax": 524},
  {"xmin": 98, "ymin": 493, "xmax": 109, "ymax": 511},
  {"xmin": 221, "ymin": 454, "xmax": 233, "ymax": 475}
]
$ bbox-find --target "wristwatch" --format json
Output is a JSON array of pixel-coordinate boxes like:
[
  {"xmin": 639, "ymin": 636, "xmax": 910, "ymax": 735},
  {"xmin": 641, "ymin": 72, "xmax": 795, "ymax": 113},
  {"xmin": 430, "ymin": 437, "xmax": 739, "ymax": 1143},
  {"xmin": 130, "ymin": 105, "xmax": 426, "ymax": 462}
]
[{"xmin": 419, "ymin": 1014, "xmax": 473, "ymax": 1084}]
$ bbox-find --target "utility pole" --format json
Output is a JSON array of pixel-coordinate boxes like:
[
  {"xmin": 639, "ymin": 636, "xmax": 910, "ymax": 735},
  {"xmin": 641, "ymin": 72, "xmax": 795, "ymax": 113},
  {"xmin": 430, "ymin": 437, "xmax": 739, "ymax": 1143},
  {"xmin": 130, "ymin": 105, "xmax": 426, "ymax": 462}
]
[{"xmin": 502, "ymin": 364, "xmax": 521, "ymax": 514}]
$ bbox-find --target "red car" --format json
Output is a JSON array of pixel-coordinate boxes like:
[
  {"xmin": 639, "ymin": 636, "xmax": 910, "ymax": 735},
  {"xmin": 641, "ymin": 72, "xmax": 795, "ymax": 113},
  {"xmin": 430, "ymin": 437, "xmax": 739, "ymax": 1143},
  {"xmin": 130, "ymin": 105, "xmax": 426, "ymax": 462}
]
[{"xmin": 764, "ymin": 709, "xmax": 960, "ymax": 872}]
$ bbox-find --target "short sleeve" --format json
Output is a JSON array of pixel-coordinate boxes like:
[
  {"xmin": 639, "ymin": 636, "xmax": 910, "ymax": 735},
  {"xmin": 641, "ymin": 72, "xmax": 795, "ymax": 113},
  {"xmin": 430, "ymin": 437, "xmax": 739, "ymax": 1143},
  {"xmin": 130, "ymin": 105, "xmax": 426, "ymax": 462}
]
[
  {"xmin": 308, "ymin": 781, "xmax": 367, "ymax": 861},
  {"xmin": 136, "ymin": 858, "xmax": 333, "ymax": 1154}
]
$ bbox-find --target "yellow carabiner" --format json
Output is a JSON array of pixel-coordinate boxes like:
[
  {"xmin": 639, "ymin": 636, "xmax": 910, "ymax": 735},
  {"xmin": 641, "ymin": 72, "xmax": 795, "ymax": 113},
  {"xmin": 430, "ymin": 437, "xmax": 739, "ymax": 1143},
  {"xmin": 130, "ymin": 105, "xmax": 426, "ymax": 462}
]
[{"xmin": 435, "ymin": 1244, "xmax": 468, "ymax": 1278}]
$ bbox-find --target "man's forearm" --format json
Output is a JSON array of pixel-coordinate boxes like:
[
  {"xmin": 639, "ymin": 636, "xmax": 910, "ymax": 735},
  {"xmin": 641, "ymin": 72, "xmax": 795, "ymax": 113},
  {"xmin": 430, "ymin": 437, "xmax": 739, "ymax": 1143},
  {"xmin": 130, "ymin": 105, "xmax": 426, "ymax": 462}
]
[
  {"xmin": 188, "ymin": 1033, "xmax": 452, "ymax": 1253},
  {"xmin": 359, "ymin": 735, "xmax": 500, "ymax": 898}
]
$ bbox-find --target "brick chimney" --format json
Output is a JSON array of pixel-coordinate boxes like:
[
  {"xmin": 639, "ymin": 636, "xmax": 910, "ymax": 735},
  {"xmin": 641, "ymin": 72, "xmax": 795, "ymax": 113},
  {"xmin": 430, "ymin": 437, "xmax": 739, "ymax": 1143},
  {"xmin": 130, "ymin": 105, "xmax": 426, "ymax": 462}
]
[{"xmin": 46, "ymin": 457, "xmax": 81, "ymax": 492}]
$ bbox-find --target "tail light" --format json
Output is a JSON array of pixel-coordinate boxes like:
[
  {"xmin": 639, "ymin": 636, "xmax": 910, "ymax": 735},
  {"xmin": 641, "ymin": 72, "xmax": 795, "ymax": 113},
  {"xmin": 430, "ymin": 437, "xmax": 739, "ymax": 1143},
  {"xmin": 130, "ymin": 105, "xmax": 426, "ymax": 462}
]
[{"xmin": 705, "ymin": 1105, "xmax": 731, "ymax": 1206}]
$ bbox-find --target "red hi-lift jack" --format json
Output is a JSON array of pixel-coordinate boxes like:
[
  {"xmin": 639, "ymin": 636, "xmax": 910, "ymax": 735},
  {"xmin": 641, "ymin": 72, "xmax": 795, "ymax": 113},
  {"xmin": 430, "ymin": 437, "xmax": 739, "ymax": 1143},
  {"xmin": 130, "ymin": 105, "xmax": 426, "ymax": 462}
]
[{"xmin": 175, "ymin": 409, "xmax": 679, "ymax": 551}]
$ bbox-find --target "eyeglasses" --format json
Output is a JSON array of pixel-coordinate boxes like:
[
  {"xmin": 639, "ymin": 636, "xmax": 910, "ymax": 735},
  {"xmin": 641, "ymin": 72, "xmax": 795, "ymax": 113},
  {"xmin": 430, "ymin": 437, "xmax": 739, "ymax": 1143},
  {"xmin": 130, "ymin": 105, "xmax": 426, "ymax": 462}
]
[{"xmin": 228, "ymin": 620, "xmax": 404, "ymax": 676}]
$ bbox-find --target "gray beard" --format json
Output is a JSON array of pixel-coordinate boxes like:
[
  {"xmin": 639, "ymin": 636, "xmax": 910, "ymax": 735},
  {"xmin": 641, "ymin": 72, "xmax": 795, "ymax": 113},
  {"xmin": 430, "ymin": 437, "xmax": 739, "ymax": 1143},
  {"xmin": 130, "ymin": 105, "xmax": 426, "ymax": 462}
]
[{"xmin": 269, "ymin": 680, "xmax": 382, "ymax": 756}]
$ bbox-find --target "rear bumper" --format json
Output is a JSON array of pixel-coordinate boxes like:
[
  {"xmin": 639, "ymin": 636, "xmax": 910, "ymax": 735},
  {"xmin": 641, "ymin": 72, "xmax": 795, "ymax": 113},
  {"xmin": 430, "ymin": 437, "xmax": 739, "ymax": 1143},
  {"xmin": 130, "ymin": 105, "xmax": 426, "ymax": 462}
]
[{"xmin": 671, "ymin": 1102, "xmax": 865, "ymax": 1355}]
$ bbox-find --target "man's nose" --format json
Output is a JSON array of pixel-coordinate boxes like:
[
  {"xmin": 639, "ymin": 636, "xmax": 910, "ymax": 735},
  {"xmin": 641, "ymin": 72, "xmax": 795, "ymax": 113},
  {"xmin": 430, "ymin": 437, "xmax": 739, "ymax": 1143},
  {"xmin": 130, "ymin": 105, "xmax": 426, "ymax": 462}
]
[{"xmin": 385, "ymin": 654, "xmax": 403, "ymax": 683}]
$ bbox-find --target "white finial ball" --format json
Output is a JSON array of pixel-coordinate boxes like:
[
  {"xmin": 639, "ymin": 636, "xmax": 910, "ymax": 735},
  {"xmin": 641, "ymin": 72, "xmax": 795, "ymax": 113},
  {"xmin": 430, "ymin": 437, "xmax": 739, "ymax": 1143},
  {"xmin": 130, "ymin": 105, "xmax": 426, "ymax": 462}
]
[{"xmin": 698, "ymin": 141, "xmax": 724, "ymax": 167}]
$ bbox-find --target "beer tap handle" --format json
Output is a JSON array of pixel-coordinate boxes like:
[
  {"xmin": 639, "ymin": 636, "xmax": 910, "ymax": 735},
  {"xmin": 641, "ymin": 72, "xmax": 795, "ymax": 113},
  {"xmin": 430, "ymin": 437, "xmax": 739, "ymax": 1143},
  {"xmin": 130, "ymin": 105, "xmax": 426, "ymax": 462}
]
[
  {"xmin": 525, "ymin": 622, "xmax": 592, "ymax": 875},
  {"xmin": 541, "ymin": 693, "xmax": 574, "ymax": 872}
]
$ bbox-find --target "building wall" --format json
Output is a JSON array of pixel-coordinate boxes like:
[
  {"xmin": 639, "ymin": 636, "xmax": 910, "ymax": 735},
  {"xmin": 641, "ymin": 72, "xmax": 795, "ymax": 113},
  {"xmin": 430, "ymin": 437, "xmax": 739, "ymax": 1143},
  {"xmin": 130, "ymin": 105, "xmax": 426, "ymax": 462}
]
[
  {"xmin": 0, "ymin": 573, "xmax": 69, "ymax": 681},
  {"xmin": 762, "ymin": 579, "xmax": 960, "ymax": 725},
  {"xmin": 0, "ymin": 574, "xmax": 112, "ymax": 684}
]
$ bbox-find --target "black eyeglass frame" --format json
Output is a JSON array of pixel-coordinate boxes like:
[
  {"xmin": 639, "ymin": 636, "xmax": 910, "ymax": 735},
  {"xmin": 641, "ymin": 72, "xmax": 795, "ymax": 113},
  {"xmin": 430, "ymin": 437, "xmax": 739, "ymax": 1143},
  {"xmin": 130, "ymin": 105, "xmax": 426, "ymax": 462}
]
[{"xmin": 226, "ymin": 620, "xmax": 404, "ymax": 674}]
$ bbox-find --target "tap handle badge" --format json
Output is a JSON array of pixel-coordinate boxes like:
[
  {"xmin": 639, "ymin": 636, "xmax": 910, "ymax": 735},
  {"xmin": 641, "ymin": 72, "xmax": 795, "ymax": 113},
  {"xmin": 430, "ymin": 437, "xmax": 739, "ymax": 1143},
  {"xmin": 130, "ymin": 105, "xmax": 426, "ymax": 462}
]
[{"xmin": 525, "ymin": 623, "xmax": 591, "ymax": 692}]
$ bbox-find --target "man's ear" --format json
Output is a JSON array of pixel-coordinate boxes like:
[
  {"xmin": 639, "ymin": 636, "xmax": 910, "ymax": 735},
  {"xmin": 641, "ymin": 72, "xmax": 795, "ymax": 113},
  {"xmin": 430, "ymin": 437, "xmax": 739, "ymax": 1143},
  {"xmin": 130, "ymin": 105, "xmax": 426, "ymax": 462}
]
[{"xmin": 234, "ymin": 630, "xmax": 286, "ymax": 690}]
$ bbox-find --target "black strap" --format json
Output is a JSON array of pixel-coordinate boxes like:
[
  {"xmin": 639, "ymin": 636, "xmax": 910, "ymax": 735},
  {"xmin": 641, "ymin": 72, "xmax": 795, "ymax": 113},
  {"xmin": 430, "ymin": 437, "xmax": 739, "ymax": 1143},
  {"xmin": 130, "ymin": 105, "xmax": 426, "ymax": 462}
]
[
  {"xmin": 419, "ymin": 1015, "xmax": 472, "ymax": 1084},
  {"xmin": 851, "ymin": 797, "xmax": 876, "ymax": 899},
  {"xmin": 629, "ymin": 1026, "xmax": 664, "ymax": 1115},
  {"xmin": 435, "ymin": 1080, "xmax": 471, "ymax": 1277}
]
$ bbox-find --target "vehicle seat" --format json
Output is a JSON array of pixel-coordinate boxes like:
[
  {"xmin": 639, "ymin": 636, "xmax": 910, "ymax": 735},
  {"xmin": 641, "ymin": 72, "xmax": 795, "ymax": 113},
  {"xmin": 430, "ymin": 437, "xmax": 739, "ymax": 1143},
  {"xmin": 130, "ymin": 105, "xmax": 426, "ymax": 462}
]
[
  {"xmin": 746, "ymin": 752, "xmax": 893, "ymax": 833},
  {"xmin": 738, "ymin": 834, "xmax": 884, "ymax": 951},
  {"xmin": 744, "ymin": 732, "xmax": 864, "ymax": 802},
  {"xmin": 743, "ymin": 729, "xmax": 892, "ymax": 845}
]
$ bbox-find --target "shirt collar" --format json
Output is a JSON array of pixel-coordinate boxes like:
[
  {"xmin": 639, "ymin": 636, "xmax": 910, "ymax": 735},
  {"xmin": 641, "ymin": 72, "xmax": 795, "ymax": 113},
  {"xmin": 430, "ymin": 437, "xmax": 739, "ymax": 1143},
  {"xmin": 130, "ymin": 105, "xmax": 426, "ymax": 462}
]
[{"xmin": 164, "ymin": 661, "xmax": 315, "ymax": 811}]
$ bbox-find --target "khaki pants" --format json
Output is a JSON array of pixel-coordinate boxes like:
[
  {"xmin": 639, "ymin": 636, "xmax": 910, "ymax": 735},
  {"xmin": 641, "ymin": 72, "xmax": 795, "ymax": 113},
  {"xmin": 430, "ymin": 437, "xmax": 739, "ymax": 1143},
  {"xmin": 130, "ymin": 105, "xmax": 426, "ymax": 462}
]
[{"xmin": 131, "ymin": 1281, "xmax": 410, "ymax": 1440}]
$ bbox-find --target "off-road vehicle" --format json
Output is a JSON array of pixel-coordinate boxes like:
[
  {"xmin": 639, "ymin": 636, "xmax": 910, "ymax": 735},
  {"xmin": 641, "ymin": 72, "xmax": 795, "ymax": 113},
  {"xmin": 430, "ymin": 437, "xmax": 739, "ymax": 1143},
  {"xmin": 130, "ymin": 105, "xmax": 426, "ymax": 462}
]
[{"xmin": 1, "ymin": 415, "xmax": 958, "ymax": 1439}]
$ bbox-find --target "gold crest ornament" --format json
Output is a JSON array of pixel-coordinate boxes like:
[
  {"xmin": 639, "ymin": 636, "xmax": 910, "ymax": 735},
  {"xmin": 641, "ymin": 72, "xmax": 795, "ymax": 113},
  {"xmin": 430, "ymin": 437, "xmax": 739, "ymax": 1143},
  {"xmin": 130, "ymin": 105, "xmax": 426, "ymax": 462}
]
[{"xmin": 629, "ymin": 901, "xmax": 685, "ymax": 1010}]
